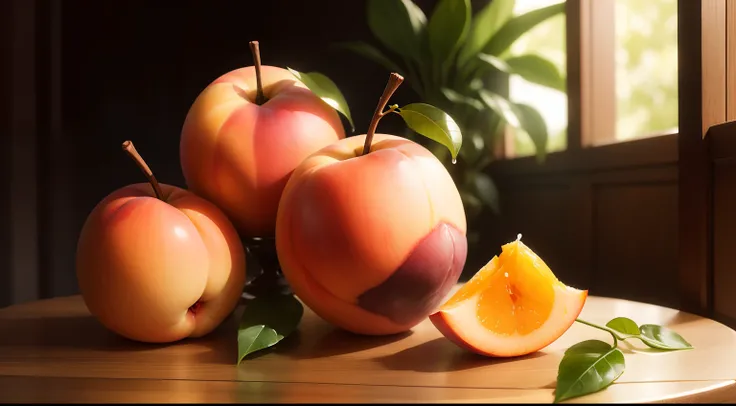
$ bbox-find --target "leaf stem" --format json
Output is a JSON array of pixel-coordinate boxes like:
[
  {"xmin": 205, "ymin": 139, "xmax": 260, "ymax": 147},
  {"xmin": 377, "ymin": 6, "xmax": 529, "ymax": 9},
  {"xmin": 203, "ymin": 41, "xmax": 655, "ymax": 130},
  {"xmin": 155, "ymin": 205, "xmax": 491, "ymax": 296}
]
[
  {"xmin": 361, "ymin": 73, "xmax": 405, "ymax": 156},
  {"xmin": 576, "ymin": 318, "xmax": 624, "ymax": 342},
  {"xmin": 249, "ymin": 40, "xmax": 267, "ymax": 105},
  {"xmin": 121, "ymin": 140, "xmax": 164, "ymax": 201}
]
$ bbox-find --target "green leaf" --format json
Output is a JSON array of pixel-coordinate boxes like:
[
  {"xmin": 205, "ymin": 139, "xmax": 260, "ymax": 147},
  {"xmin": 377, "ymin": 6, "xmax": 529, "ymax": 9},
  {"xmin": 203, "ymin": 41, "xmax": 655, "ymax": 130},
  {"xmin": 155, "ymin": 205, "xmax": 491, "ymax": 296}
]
[
  {"xmin": 555, "ymin": 339, "xmax": 626, "ymax": 403},
  {"xmin": 484, "ymin": 1, "xmax": 566, "ymax": 57},
  {"xmin": 287, "ymin": 68, "xmax": 355, "ymax": 132},
  {"xmin": 477, "ymin": 53, "xmax": 512, "ymax": 73},
  {"xmin": 457, "ymin": 0, "xmax": 516, "ymax": 67},
  {"xmin": 605, "ymin": 317, "xmax": 641, "ymax": 336},
  {"xmin": 638, "ymin": 324, "xmax": 694, "ymax": 351},
  {"xmin": 237, "ymin": 293, "xmax": 304, "ymax": 363},
  {"xmin": 472, "ymin": 171, "xmax": 499, "ymax": 214},
  {"xmin": 441, "ymin": 87, "xmax": 484, "ymax": 110},
  {"xmin": 427, "ymin": 0, "xmax": 471, "ymax": 65},
  {"xmin": 477, "ymin": 89, "xmax": 521, "ymax": 128},
  {"xmin": 460, "ymin": 190, "xmax": 483, "ymax": 215},
  {"xmin": 504, "ymin": 54, "xmax": 566, "ymax": 92},
  {"xmin": 513, "ymin": 103, "xmax": 548, "ymax": 162},
  {"xmin": 397, "ymin": 103, "xmax": 463, "ymax": 160},
  {"xmin": 367, "ymin": 0, "xmax": 427, "ymax": 63},
  {"xmin": 335, "ymin": 41, "xmax": 405, "ymax": 75}
]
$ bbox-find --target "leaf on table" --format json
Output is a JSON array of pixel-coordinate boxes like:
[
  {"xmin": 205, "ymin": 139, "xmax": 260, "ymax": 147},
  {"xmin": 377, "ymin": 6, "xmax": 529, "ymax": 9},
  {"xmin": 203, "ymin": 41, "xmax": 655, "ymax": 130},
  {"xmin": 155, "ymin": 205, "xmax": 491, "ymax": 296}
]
[
  {"xmin": 237, "ymin": 293, "xmax": 304, "ymax": 364},
  {"xmin": 605, "ymin": 317, "xmax": 640, "ymax": 336},
  {"xmin": 555, "ymin": 339, "xmax": 626, "ymax": 403},
  {"xmin": 397, "ymin": 103, "xmax": 463, "ymax": 160},
  {"xmin": 287, "ymin": 68, "xmax": 355, "ymax": 132},
  {"xmin": 638, "ymin": 324, "xmax": 693, "ymax": 351}
]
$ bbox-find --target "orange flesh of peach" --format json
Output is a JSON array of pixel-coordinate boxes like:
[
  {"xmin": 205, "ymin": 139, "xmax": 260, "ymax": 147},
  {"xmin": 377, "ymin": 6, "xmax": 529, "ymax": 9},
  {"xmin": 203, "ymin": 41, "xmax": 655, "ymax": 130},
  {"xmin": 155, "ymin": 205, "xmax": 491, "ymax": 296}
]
[{"xmin": 441, "ymin": 239, "xmax": 558, "ymax": 336}]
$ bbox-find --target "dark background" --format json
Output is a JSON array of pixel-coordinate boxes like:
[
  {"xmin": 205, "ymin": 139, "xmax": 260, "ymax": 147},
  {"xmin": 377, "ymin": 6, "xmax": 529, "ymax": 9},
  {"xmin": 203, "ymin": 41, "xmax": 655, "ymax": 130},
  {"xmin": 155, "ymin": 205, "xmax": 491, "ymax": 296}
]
[
  {"xmin": 4, "ymin": 0, "xmax": 733, "ymax": 330},
  {"xmin": 2, "ymin": 0, "xmax": 491, "ymax": 306}
]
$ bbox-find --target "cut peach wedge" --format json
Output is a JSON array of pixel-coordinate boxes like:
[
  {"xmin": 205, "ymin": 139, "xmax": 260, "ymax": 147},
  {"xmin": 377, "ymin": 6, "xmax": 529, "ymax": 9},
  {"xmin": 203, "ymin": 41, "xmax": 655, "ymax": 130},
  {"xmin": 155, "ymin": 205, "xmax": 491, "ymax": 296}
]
[{"xmin": 429, "ymin": 235, "xmax": 588, "ymax": 358}]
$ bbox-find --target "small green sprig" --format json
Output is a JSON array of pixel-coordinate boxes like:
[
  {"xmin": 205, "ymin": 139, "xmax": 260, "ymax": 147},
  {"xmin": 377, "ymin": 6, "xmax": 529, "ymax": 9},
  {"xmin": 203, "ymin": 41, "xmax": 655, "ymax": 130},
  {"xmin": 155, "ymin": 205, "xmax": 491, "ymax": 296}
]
[{"xmin": 554, "ymin": 317, "xmax": 693, "ymax": 403}]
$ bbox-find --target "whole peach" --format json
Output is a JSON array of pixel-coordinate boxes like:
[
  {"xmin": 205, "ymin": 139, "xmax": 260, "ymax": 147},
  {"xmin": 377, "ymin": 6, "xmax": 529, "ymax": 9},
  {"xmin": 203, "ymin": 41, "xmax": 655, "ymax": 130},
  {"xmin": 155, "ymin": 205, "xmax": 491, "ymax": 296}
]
[
  {"xmin": 275, "ymin": 133, "xmax": 467, "ymax": 335},
  {"xmin": 179, "ymin": 42, "xmax": 345, "ymax": 238},
  {"xmin": 76, "ymin": 141, "xmax": 246, "ymax": 343}
]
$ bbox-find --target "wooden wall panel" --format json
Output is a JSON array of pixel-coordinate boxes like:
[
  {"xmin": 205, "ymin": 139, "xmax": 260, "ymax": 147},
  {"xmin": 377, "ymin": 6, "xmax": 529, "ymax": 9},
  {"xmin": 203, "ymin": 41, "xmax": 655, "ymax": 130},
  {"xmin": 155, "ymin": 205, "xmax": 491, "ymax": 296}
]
[
  {"xmin": 484, "ymin": 155, "xmax": 679, "ymax": 307},
  {"xmin": 9, "ymin": 0, "xmax": 40, "ymax": 305},
  {"xmin": 678, "ymin": 0, "xmax": 714, "ymax": 317},
  {"xmin": 713, "ymin": 161, "xmax": 736, "ymax": 326},
  {"xmin": 710, "ymin": 123, "xmax": 736, "ymax": 328},
  {"xmin": 0, "ymin": 1, "xmax": 12, "ymax": 308},
  {"xmin": 494, "ymin": 184, "xmax": 583, "ymax": 288},
  {"xmin": 592, "ymin": 182, "xmax": 679, "ymax": 308}
]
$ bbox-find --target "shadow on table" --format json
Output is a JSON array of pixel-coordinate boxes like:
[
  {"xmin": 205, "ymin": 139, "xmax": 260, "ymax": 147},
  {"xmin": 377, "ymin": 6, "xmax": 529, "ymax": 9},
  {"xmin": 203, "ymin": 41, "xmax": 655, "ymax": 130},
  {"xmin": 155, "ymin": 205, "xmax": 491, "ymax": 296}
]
[
  {"xmin": 275, "ymin": 326, "xmax": 414, "ymax": 360},
  {"xmin": 0, "ymin": 311, "xmax": 250, "ymax": 369},
  {"xmin": 0, "ymin": 314, "xmax": 156, "ymax": 352},
  {"xmin": 374, "ymin": 337, "xmax": 547, "ymax": 373}
]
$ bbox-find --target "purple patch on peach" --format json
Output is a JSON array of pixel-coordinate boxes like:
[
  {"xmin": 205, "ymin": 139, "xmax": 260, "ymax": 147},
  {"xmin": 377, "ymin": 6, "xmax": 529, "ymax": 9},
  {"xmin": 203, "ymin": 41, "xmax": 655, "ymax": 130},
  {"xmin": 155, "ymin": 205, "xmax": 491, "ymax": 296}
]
[{"xmin": 357, "ymin": 222, "xmax": 467, "ymax": 327}]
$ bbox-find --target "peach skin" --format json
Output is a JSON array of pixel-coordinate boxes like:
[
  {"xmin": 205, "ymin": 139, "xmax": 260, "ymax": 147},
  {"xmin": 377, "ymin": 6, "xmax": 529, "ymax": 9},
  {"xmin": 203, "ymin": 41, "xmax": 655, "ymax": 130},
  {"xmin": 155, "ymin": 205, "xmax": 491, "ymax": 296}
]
[
  {"xmin": 179, "ymin": 41, "xmax": 345, "ymax": 238},
  {"xmin": 275, "ymin": 74, "xmax": 468, "ymax": 335},
  {"xmin": 75, "ymin": 141, "xmax": 246, "ymax": 343}
]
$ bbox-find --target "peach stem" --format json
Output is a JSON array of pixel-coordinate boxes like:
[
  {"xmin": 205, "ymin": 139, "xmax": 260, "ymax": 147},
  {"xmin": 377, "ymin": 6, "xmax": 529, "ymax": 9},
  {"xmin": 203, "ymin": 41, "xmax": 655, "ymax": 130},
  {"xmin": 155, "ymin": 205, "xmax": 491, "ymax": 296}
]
[
  {"xmin": 361, "ymin": 72, "xmax": 405, "ymax": 156},
  {"xmin": 122, "ymin": 140, "xmax": 164, "ymax": 201},
  {"xmin": 249, "ymin": 40, "xmax": 266, "ymax": 105}
]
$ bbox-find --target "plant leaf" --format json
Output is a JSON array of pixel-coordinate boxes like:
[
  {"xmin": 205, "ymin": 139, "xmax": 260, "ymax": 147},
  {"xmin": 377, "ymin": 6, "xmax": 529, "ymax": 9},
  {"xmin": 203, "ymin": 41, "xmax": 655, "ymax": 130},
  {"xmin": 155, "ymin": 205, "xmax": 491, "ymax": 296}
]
[
  {"xmin": 555, "ymin": 339, "xmax": 626, "ymax": 403},
  {"xmin": 513, "ymin": 102, "xmax": 548, "ymax": 163},
  {"xmin": 472, "ymin": 171, "xmax": 499, "ymax": 214},
  {"xmin": 287, "ymin": 68, "xmax": 355, "ymax": 132},
  {"xmin": 457, "ymin": 0, "xmax": 516, "ymax": 67},
  {"xmin": 606, "ymin": 317, "xmax": 641, "ymax": 336},
  {"xmin": 441, "ymin": 87, "xmax": 484, "ymax": 110},
  {"xmin": 477, "ymin": 89, "xmax": 521, "ymax": 128},
  {"xmin": 504, "ymin": 54, "xmax": 566, "ymax": 92},
  {"xmin": 367, "ymin": 0, "xmax": 427, "ymax": 63},
  {"xmin": 237, "ymin": 293, "xmax": 304, "ymax": 363},
  {"xmin": 427, "ymin": 0, "xmax": 471, "ymax": 65},
  {"xmin": 477, "ymin": 53, "xmax": 512, "ymax": 73},
  {"xmin": 335, "ymin": 41, "xmax": 405, "ymax": 75},
  {"xmin": 460, "ymin": 190, "xmax": 482, "ymax": 215},
  {"xmin": 638, "ymin": 324, "xmax": 694, "ymax": 351},
  {"xmin": 397, "ymin": 103, "xmax": 463, "ymax": 160},
  {"xmin": 484, "ymin": 1, "xmax": 566, "ymax": 57}
]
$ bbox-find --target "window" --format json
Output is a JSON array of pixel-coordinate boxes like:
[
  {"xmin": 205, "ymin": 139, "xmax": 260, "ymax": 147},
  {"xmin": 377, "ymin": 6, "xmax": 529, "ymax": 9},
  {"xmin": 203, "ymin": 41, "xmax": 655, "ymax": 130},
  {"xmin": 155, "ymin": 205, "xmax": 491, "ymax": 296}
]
[
  {"xmin": 505, "ymin": 0, "xmax": 679, "ymax": 158},
  {"xmin": 612, "ymin": 0, "xmax": 678, "ymax": 143},
  {"xmin": 508, "ymin": 0, "xmax": 568, "ymax": 157}
]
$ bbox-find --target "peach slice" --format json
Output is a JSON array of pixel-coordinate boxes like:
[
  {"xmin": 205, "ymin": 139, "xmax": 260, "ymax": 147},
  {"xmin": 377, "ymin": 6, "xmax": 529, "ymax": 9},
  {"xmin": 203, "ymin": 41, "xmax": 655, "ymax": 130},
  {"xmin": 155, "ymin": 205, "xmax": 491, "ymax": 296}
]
[{"xmin": 429, "ymin": 235, "xmax": 588, "ymax": 357}]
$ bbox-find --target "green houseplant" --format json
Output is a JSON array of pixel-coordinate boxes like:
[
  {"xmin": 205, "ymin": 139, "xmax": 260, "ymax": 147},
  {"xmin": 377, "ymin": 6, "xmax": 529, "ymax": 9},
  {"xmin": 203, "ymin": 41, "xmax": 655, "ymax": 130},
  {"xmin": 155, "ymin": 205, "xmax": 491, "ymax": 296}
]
[{"xmin": 337, "ymin": 0, "xmax": 566, "ymax": 230}]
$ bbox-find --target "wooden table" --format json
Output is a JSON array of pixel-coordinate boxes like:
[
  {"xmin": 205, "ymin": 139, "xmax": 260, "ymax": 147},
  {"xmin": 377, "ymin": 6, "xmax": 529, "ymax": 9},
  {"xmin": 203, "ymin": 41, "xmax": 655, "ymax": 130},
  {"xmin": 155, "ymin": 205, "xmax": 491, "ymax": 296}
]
[{"xmin": 0, "ymin": 291, "xmax": 735, "ymax": 403}]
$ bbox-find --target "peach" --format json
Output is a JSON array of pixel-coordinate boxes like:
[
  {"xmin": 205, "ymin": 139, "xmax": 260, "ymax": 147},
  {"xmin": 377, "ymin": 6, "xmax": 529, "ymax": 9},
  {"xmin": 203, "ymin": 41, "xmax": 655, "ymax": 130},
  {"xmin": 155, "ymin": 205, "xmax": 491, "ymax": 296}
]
[
  {"xmin": 276, "ymin": 74, "xmax": 467, "ymax": 335},
  {"xmin": 179, "ymin": 41, "xmax": 345, "ymax": 238},
  {"xmin": 429, "ymin": 236, "xmax": 588, "ymax": 358},
  {"xmin": 75, "ymin": 141, "xmax": 246, "ymax": 343}
]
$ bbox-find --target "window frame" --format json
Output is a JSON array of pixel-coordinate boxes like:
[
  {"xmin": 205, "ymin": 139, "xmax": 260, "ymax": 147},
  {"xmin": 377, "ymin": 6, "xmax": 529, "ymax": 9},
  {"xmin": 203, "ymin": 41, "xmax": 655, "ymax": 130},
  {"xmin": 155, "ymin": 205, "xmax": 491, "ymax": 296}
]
[
  {"xmin": 496, "ymin": 0, "xmax": 683, "ymax": 166},
  {"xmin": 678, "ymin": 0, "xmax": 735, "ymax": 316}
]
